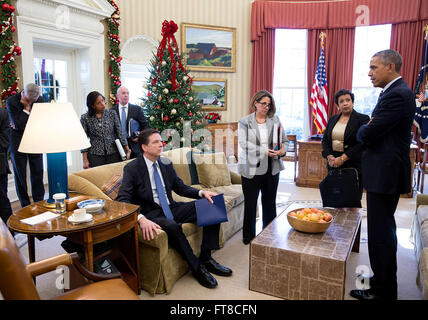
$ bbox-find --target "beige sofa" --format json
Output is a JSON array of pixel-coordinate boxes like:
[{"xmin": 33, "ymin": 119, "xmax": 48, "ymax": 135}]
[
  {"xmin": 411, "ymin": 194, "xmax": 428, "ymax": 299},
  {"xmin": 68, "ymin": 147, "xmax": 244, "ymax": 295}
]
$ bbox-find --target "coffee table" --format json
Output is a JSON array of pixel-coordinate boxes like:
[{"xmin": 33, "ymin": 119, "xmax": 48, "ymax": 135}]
[
  {"xmin": 8, "ymin": 197, "xmax": 141, "ymax": 294},
  {"xmin": 249, "ymin": 203, "xmax": 361, "ymax": 300}
]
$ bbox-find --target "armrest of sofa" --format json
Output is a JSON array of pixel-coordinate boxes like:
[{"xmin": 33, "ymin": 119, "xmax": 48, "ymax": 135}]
[
  {"xmin": 230, "ymin": 171, "xmax": 241, "ymax": 184},
  {"xmin": 416, "ymin": 194, "xmax": 428, "ymax": 210},
  {"xmin": 137, "ymin": 228, "xmax": 169, "ymax": 261},
  {"xmin": 68, "ymin": 174, "xmax": 111, "ymax": 200}
]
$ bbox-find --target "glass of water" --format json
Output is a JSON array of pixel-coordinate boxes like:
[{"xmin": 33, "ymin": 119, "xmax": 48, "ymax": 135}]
[{"xmin": 53, "ymin": 193, "xmax": 66, "ymax": 214}]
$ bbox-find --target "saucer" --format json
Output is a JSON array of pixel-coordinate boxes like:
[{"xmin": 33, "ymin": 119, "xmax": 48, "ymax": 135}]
[
  {"xmin": 68, "ymin": 213, "xmax": 93, "ymax": 224},
  {"xmin": 77, "ymin": 199, "xmax": 105, "ymax": 213}
]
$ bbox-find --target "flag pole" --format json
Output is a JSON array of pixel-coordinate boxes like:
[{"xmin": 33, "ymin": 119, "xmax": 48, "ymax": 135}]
[{"xmin": 310, "ymin": 31, "xmax": 328, "ymax": 139}]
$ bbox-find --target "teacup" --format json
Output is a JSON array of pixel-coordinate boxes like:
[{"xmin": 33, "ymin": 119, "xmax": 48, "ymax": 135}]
[{"xmin": 72, "ymin": 208, "xmax": 86, "ymax": 221}]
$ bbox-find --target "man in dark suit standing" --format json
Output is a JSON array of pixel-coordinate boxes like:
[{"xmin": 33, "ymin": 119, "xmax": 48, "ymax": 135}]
[
  {"xmin": 116, "ymin": 128, "xmax": 232, "ymax": 288},
  {"xmin": 351, "ymin": 50, "xmax": 416, "ymax": 300},
  {"xmin": 112, "ymin": 86, "xmax": 148, "ymax": 158},
  {"xmin": 6, "ymin": 83, "xmax": 45, "ymax": 208},
  {"xmin": 0, "ymin": 106, "xmax": 13, "ymax": 234}
]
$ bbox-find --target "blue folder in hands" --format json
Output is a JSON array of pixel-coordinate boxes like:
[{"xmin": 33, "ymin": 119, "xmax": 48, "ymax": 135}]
[
  {"xmin": 195, "ymin": 194, "xmax": 228, "ymax": 227},
  {"xmin": 129, "ymin": 118, "xmax": 140, "ymax": 138}
]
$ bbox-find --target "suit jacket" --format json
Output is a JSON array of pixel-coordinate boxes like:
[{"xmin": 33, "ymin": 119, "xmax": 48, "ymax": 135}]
[
  {"xmin": 237, "ymin": 113, "xmax": 289, "ymax": 179},
  {"xmin": 0, "ymin": 108, "xmax": 11, "ymax": 174},
  {"xmin": 322, "ymin": 109, "xmax": 370, "ymax": 171},
  {"xmin": 112, "ymin": 103, "xmax": 149, "ymax": 155},
  {"xmin": 5, "ymin": 91, "xmax": 43, "ymax": 152},
  {"xmin": 357, "ymin": 78, "xmax": 416, "ymax": 194},
  {"xmin": 116, "ymin": 155, "xmax": 200, "ymax": 220}
]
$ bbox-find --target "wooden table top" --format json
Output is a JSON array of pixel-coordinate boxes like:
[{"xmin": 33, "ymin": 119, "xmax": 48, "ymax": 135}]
[{"xmin": 8, "ymin": 199, "xmax": 140, "ymax": 235}]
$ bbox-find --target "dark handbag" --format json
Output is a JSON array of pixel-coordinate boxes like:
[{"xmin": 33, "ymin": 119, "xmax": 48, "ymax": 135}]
[{"xmin": 319, "ymin": 167, "xmax": 361, "ymax": 208}]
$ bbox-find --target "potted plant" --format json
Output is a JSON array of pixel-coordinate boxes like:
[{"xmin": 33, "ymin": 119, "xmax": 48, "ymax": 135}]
[{"xmin": 204, "ymin": 112, "xmax": 221, "ymax": 123}]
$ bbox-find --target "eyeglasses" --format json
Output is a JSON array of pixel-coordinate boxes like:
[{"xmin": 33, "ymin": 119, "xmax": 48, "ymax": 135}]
[{"xmin": 257, "ymin": 101, "xmax": 271, "ymax": 108}]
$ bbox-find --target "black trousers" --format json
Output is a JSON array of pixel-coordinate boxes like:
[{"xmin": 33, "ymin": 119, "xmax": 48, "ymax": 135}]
[
  {"xmin": 366, "ymin": 191, "xmax": 400, "ymax": 299},
  {"xmin": 150, "ymin": 201, "xmax": 220, "ymax": 272},
  {"xmin": 0, "ymin": 173, "xmax": 13, "ymax": 234},
  {"xmin": 10, "ymin": 150, "xmax": 44, "ymax": 208},
  {"xmin": 88, "ymin": 152, "xmax": 122, "ymax": 168},
  {"xmin": 241, "ymin": 160, "xmax": 280, "ymax": 242}
]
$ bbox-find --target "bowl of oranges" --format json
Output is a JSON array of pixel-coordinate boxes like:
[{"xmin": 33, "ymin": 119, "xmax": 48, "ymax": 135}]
[{"xmin": 287, "ymin": 207, "xmax": 333, "ymax": 233}]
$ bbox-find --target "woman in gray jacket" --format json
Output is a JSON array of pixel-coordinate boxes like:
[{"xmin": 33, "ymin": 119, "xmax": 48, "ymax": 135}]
[{"xmin": 238, "ymin": 90, "xmax": 288, "ymax": 244}]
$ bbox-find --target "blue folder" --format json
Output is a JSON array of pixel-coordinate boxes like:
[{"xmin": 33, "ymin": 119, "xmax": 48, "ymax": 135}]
[
  {"xmin": 129, "ymin": 118, "xmax": 140, "ymax": 138},
  {"xmin": 195, "ymin": 194, "xmax": 228, "ymax": 227}
]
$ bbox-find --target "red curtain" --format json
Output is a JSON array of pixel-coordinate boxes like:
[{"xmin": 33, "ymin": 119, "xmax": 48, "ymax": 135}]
[
  {"xmin": 251, "ymin": 0, "xmax": 428, "ymax": 133},
  {"xmin": 390, "ymin": 20, "xmax": 428, "ymax": 92},
  {"xmin": 250, "ymin": 28, "xmax": 275, "ymax": 102}
]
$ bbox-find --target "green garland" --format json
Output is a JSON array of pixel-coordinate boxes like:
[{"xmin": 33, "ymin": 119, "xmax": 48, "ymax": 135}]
[
  {"xmin": 0, "ymin": 0, "xmax": 21, "ymax": 108},
  {"xmin": 107, "ymin": 0, "xmax": 121, "ymax": 105}
]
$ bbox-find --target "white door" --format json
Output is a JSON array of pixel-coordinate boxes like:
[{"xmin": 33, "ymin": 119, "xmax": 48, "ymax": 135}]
[{"xmin": 33, "ymin": 44, "xmax": 83, "ymax": 176}]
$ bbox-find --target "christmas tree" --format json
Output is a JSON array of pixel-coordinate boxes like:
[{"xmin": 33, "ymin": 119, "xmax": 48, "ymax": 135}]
[{"xmin": 142, "ymin": 20, "xmax": 208, "ymax": 150}]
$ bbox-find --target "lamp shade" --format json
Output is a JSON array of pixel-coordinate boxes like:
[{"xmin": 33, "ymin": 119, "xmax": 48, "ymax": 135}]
[{"xmin": 18, "ymin": 102, "xmax": 90, "ymax": 153}]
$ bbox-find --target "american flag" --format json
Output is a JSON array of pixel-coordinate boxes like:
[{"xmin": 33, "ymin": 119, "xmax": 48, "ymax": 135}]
[
  {"xmin": 310, "ymin": 40, "xmax": 328, "ymax": 134},
  {"xmin": 414, "ymin": 27, "xmax": 428, "ymax": 143}
]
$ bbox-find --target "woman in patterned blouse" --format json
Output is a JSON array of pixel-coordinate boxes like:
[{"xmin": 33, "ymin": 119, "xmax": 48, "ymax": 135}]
[{"xmin": 80, "ymin": 91, "xmax": 131, "ymax": 168}]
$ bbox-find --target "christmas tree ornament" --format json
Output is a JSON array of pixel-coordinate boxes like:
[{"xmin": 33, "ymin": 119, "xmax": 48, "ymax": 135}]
[
  {"xmin": 163, "ymin": 88, "xmax": 169, "ymax": 94},
  {"xmin": 171, "ymin": 108, "xmax": 176, "ymax": 115}
]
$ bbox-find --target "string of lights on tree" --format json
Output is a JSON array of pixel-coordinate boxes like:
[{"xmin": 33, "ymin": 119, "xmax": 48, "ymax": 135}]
[
  {"xmin": 107, "ymin": 0, "xmax": 122, "ymax": 105},
  {"xmin": 0, "ymin": 0, "xmax": 21, "ymax": 108},
  {"xmin": 142, "ymin": 20, "xmax": 207, "ymax": 149}
]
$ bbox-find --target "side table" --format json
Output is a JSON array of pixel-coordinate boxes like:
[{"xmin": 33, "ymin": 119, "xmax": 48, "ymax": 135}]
[{"xmin": 7, "ymin": 198, "xmax": 141, "ymax": 294}]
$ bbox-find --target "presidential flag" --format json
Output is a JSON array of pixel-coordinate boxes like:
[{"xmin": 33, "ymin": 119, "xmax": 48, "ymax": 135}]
[
  {"xmin": 310, "ymin": 34, "xmax": 328, "ymax": 134},
  {"xmin": 414, "ymin": 26, "xmax": 428, "ymax": 143}
]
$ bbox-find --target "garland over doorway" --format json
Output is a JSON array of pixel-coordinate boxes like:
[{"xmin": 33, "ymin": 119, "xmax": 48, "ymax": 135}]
[
  {"xmin": 107, "ymin": 0, "xmax": 122, "ymax": 105},
  {"xmin": 0, "ymin": 0, "xmax": 21, "ymax": 107}
]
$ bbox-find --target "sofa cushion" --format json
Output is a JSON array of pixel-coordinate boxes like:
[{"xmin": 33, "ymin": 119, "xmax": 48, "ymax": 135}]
[
  {"xmin": 417, "ymin": 205, "xmax": 428, "ymax": 227},
  {"xmin": 206, "ymin": 185, "xmax": 244, "ymax": 211},
  {"xmin": 192, "ymin": 152, "xmax": 231, "ymax": 188},
  {"xmin": 161, "ymin": 147, "xmax": 193, "ymax": 186},
  {"xmin": 72, "ymin": 160, "xmax": 131, "ymax": 190},
  {"xmin": 101, "ymin": 174, "xmax": 123, "ymax": 200},
  {"xmin": 421, "ymin": 222, "xmax": 428, "ymax": 249}
]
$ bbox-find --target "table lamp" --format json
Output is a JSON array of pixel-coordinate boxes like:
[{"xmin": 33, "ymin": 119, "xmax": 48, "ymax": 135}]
[{"xmin": 18, "ymin": 102, "xmax": 91, "ymax": 208}]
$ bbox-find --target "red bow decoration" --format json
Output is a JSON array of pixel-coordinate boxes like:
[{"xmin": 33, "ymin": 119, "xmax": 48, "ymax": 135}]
[{"xmin": 153, "ymin": 20, "xmax": 190, "ymax": 91}]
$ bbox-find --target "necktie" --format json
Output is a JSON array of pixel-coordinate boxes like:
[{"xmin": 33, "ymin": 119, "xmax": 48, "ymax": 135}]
[
  {"xmin": 121, "ymin": 106, "xmax": 127, "ymax": 138},
  {"xmin": 153, "ymin": 162, "xmax": 174, "ymax": 220}
]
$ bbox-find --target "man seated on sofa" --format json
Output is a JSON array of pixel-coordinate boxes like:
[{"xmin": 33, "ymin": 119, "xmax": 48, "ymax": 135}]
[{"xmin": 116, "ymin": 128, "xmax": 232, "ymax": 289}]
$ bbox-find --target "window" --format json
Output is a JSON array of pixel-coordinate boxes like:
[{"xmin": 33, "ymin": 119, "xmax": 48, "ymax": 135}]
[
  {"xmin": 273, "ymin": 29, "xmax": 308, "ymax": 141},
  {"xmin": 34, "ymin": 58, "xmax": 68, "ymax": 102},
  {"xmin": 121, "ymin": 63, "xmax": 150, "ymax": 105},
  {"xmin": 352, "ymin": 24, "xmax": 391, "ymax": 115}
]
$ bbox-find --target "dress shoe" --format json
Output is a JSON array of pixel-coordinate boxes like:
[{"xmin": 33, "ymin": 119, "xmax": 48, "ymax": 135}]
[
  {"xmin": 350, "ymin": 289, "xmax": 380, "ymax": 300},
  {"xmin": 350, "ymin": 289, "xmax": 396, "ymax": 300},
  {"xmin": 192, "ymin": 264, "xmax": 218, "ymax": 288},
  {"xmin": 203, "ymin": 258, "xmax": 233, "ymax": 276},
  {"xmin": 243, "ymin": 238, "xmax": 252, "ymax": 245}
]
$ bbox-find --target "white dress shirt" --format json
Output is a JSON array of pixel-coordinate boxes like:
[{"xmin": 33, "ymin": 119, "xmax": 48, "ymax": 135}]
[
  {"xmin": 137, "ymin": 155, "xmax": 204, "ymax": 222},
  {"xmin": 119, "ymin": 103, "xmax": 129, "ymax": 122}
]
